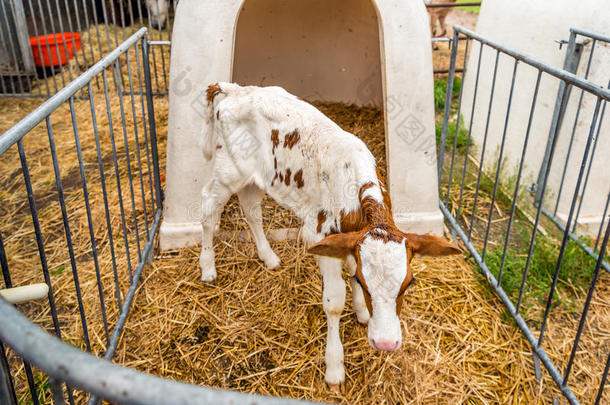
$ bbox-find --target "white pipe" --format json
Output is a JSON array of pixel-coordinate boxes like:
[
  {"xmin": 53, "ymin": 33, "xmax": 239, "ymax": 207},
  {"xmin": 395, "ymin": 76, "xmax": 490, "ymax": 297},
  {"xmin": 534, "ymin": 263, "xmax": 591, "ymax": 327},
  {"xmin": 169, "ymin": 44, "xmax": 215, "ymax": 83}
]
[{"xmin": 0, "ymin": 283, "xmax": 49, "ymax": 304}]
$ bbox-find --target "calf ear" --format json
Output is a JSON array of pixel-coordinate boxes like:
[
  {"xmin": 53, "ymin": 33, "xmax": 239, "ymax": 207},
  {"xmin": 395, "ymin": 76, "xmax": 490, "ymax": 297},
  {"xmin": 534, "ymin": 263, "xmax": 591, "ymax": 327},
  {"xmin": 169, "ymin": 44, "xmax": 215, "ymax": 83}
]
[
  {"xmin": 308, "ymin": 232, "xmax": 362, "ymax": 259},
  {"xmin": 405, "ymin": 233, "xmax": 461, "ymax": 256}
]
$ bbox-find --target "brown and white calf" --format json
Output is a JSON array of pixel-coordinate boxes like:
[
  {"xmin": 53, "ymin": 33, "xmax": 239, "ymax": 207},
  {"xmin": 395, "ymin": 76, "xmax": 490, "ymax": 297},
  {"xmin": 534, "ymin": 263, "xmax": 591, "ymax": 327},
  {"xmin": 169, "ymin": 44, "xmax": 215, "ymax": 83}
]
[{"xmin": 198, "ymin": 82, "xmax": 460, "ymax": 388}]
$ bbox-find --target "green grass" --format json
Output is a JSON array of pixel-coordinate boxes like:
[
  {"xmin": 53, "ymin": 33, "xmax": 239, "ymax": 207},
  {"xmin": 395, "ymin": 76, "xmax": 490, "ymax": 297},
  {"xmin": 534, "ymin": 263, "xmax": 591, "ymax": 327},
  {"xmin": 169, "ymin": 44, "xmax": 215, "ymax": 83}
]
[
  {"xmin": 19, "ymin": 372, "xmax": 51, "ymax": 404},
  {"xmin": 435, "ymin": 76, "xmax": 468, "ymax": 150},
  {"xmin": 484, "ymin": 222, "xmax": 597, "ymax": 316},
  {"xmin": 456, "ymin": 0, "xmax": 481, "ymax": 14},
  {"xmin": 436, "ymin": 120, "xmax": 469, "ymax": 150},
  {"xmin": 434, "ymin": 76, "xmax": 462, "ymax": 113}
]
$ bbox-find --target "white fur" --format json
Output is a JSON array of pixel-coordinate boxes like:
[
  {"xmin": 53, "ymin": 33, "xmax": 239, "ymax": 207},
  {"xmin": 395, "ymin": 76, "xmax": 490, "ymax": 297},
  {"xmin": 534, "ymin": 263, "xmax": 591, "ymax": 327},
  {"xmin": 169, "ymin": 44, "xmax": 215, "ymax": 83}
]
[
  {"xmin": 199, "ymin": 82, "xmax": 401, "ymax": 386},
  {"xmin": 359, "ymin": 236, "xmax": 407, "ymax": 349}
]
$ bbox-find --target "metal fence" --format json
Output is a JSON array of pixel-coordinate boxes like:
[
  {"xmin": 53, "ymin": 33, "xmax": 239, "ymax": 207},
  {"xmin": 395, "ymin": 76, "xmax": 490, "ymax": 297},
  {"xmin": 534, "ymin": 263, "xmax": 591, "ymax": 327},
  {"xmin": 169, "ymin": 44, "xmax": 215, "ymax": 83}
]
[
  {"xmin": 535, "ymin": 28, "xmax": 610, "ymax": 273},
  {"xmin": 0, "ymin": 0, "xmax": 173, "ymax": 98},
  {"xmin": 439, "ymin": 25, "xmax": 609, "ymax": 404}
]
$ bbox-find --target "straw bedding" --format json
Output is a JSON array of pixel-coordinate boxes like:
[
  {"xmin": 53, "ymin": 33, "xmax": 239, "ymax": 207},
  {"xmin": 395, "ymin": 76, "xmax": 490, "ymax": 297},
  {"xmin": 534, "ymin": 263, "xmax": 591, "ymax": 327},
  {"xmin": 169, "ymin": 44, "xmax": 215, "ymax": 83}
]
[{"xmin": 0, "ymin": 67, "xmax": 608, "ymax": 405}]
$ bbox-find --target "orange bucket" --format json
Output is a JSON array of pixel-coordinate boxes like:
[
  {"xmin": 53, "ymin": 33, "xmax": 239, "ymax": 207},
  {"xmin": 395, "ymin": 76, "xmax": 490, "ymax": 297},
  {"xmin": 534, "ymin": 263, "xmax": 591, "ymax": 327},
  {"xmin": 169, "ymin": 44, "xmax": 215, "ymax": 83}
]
[{"xmin": 30, "ymin": 32, "xmax": 82, "ymax": 67}]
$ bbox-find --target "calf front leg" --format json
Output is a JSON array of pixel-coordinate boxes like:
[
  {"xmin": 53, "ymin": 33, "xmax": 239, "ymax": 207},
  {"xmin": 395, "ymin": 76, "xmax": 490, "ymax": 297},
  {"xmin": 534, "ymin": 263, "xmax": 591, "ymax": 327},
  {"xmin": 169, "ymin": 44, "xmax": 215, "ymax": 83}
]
[
  {"xmin": 345, "ymin": 255, "xmax": 370, "ymax": 325},
  {"xmin": 200, "ymin": 179, "xmax": 231, "ymax": 281},
  {"xmin": 318, "ymin": 256, "xmax": 346, "ymax": 390}
]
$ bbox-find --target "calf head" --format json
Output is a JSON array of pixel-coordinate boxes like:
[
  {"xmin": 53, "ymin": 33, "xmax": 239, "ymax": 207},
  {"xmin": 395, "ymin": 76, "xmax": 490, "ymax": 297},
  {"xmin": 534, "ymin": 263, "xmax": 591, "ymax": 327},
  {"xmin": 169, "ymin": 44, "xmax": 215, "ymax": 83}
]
[{"xmin": 309, "ymin": 229, "xmax": 460, "ymax": 351}]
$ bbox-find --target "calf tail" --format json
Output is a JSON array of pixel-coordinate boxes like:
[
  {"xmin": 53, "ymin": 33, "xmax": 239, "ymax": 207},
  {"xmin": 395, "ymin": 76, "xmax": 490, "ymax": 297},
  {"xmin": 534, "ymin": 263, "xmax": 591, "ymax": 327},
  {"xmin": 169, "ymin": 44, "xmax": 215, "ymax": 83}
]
[{"xmin": 200, "ymin": 83, "xmax": 225, "ymax": 160}]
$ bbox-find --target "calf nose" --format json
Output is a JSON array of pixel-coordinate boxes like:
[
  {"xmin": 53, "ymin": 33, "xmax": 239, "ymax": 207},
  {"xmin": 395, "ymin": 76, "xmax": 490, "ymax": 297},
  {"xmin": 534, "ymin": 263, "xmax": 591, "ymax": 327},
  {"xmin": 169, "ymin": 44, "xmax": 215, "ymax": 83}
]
[{"xmin": 371, "ymin": 338, "xmax": 399, "ymax": 351}]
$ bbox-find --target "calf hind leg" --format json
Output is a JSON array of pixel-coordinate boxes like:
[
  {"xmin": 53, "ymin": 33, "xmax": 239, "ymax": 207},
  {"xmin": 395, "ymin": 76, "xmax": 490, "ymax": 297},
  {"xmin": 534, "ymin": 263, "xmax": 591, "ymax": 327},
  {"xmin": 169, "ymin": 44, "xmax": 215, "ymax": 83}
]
[
  {"xmin": 237, "ymin": 184, "xmax": 280, "ymax": 269},
  {"xmin": 200, "ymin": 179, "xmax": 232, "ymax": 282}
]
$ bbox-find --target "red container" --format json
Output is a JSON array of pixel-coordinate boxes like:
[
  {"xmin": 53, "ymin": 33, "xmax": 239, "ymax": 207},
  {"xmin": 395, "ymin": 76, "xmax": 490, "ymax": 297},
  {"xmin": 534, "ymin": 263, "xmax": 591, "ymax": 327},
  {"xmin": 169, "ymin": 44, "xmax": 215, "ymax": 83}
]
[{"xmin": 30, "ymin": 32, "xmax": 82, "ymax": 67}]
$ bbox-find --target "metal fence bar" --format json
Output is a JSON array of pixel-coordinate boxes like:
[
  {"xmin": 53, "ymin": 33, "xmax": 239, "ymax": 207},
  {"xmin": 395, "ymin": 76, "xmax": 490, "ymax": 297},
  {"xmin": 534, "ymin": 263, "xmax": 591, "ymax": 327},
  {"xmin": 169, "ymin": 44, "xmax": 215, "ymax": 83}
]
[
  {"xmin": 66, "ymin": 105, "xmax": 111, "ymax": 344},
  {"xmin": 142, "ymin": 35, "xmax": 164, "ymax": 206},
  {"xmin": 114, "ymin": 58, "xmax": 143, "ymax": 261},
  {"xmin": 453, "ymin": 26, "xmax": 610, "ymax": 101},
  {"xmin": 0, "ymin": 233, "xmax": 40, "ymax": 404},
  {"xmin": 596, "ymin": 353, "xmax": 610, "ymax": 405},
  {"xmin": 87, "ymin": 81, "xmax": 123, "ymax": 310},
  {"xmin": 456, "ymin": 41, "xmax": 484, "ymax": 221},
  {"xmin": 46, "ymin": 112, "xmax": 92, "ymax": 352},
  {"xmin": 41, "ymin": 0, "xmax": 68, "ymax": 88},
  {"xmin": 0, "ymin": 0, "xmax": 20, "ymax": 94},
  {"xmin": 0, "ymin": 27, "xmax": 147, "ymax": 155},
  {"xmin": 595, "ymin": 192, "xmax": 610, "ymax": 252},
  {"xmin": 468, "ymin": 49, "xmax": 500, "ymax": 240},
  {"xmin": 445, "ymin": 37, "xmax": 470, "ymax": 207},
  {"xmin": 25, "ymin": 0, "xmax": 49, "ymax": 95},
  {"xmin": 552, "ymin": 39, "xmax": 596, "ymax": 216},
  {"xmin": 125, "ymin": 50, "xmax": 151, "ymax": 240},
  {"xmin": 101, "ymin": 68, "xmax": 134, "ymax": 280},
  {"xmin": 537, "ymin": 97, "xmax": 602, "ymax": 347},
  {"xmin": 539, "ymin": 205, "xmax": 610, "ymax": 273},
  {"xmin": 498, "ymin": 71, "xmax": 542, "ymax": 283},
  {"xmin": 572, "ymin": 84, "xmax": 607, "ymax": 232},
  {"xmin": 571, "ymin": 27, "xmax": 610, "ymax": 43},
  {"xmin": 562, "ymin": 208, "xmax": 610, "ymax": 386},
  {"xmin": 134, "ymin": 41, "xmax": 157, "ymax": 213},
  {"xmin": 17, "ymin": 139, "xmax": 62, "ymax": 338},
  {"xmin": 437, "ymin": 30, "xmax": 459, "ymax": 179},
  {"xmin": 481, "ymin": 58, "xmax": 518, "ymax": 263},
  {"xmin": 51, "ymin": 0, "xmax": 75, "ymax": 83},
  {"xmin": 0, "ymin": 294, "xmax": 319, "ymax": 405},
  {"xmin": 439, "ymin": 201, "xmax": 579, "ymax": 404},
  {"xmin": 0, "ymin": 342, "xmax": 17, "ymax": 405}
]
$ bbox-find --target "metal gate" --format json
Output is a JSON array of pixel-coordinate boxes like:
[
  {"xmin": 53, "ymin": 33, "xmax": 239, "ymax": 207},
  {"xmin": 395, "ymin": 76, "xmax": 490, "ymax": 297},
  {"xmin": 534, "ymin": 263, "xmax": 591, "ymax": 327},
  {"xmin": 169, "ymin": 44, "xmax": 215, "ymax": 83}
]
[
  {"xmin": 0, "ymin": 0, "xmax": 173, "ymax": 98},
  {"xmin": 439, "ymin": 25, "xmax": 609, "ymax": 404}
]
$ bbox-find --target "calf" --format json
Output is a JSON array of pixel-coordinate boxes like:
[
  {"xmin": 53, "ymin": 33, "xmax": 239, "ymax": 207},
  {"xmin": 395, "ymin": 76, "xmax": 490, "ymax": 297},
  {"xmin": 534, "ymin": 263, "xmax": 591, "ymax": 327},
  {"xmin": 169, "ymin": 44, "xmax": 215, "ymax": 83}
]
[
  {"xmin": 199, "ymin": 82, "xmax": 460, "ymax": 389},
  {"xmin": 425, "ymin": 0, "xmax": 457, "ymax": 38}
]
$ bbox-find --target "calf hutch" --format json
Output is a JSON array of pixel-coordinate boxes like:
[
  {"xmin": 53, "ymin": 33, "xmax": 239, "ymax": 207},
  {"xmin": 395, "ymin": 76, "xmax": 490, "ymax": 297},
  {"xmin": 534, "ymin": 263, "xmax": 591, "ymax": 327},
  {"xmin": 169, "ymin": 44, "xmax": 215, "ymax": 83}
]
[
  {"xmin": 0, "ymin": 0, "xmax": 608, "ymax": 404},
  {"xmin": 160, "ymin": 0, "xmax": 444, "ymax": 249}
]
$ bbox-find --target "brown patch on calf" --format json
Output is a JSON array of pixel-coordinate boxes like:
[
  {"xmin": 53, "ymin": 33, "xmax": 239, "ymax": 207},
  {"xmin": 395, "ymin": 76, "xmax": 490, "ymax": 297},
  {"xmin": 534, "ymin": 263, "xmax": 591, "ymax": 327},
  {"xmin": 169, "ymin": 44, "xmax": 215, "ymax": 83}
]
[
  {"xmin": 271, "ymin": 129, "xmax": 280, "ymax": 151},
  {"xmin": 340, "ymin": 209, "xmax": 364, "ymax": 233},
  {"xmin": 274, "ymin": 157, "xmax": 277, "ymax": 170},
  {"xmin": 279, "ymin": 172, "xmax": 284, "ymax": 183},
  {"xmin": 206, "ymin": 83, "xmax": 222, "ymax": 105},
  {"xmin": 395, "ymin": 243, "xmax": 414, "ymax": 315},
  {"xmin": 216, "ymin": 144, "xmax": 222, "ymax": 150},
  {"xmin": 283, "ymin": 129, "xmax": 300, "ymax": 149},
  {"xmin": 317, "ymin": 210, "xmax": 327, "ymax": 234},
  {"xmin": 284, "ymin": 168, "xmax": 291, "ymax": 186},
  {"xmin": 271, "ymin": 172, "xmax": 278, "ymax": 186},
  {"xmin": 294, "ymin": 169, "xmax": 305, "ymax": 188},
  {"xmin": 216, "ymin": 110, "xmax": 220, "ymax": 120}
]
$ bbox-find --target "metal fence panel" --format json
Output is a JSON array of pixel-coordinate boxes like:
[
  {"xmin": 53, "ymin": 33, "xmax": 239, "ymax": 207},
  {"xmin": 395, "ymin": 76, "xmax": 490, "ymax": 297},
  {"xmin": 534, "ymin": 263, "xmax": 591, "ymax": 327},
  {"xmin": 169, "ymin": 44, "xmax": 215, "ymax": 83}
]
[
  {"xmin": 438, "ymin": 25, "xmax": 609, "ymax": 405},
  {"xmin": 0, "ymin": 0, "xmax": 174, "ymax": 98}
]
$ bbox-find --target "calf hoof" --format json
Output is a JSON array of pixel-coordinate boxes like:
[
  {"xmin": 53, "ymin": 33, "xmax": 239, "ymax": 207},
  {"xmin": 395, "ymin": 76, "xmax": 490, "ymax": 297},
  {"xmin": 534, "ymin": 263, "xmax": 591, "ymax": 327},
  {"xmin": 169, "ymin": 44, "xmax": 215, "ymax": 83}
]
[
  {"xmin": 327, "ymin": 383, "xmax": 343, "ymax": 393},
  {"xmin": 325, "ymin": 366, "xmax": 345, "ymax": 390},
  {"xmin": 201, "ymin": 270, "xmax": 217, "ymax": 282},
  {"xmin": 262, "ymin": 252, "xmax": 281, "ymax": 269},
  {"xmin": 356, "ymin": 311, "xmax": 370, "ymax": 325},
  {"xmin": 200, "ymin": 257, "xmax": 217, "ymax": 282}
]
